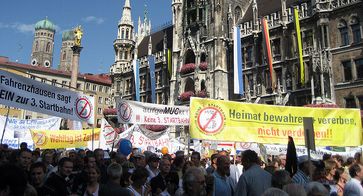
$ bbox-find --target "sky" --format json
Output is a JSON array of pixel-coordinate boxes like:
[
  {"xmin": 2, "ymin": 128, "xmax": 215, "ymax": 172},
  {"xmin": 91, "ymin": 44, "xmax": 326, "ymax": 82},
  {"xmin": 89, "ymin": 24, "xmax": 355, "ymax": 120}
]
[{"xmin": 0, "ymin": 0, "xmax": 172, "ymax": 74}]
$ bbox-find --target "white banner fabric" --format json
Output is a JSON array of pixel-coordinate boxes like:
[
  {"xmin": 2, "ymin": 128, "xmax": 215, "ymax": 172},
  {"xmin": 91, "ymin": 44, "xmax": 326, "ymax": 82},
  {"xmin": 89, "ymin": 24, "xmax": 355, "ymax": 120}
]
[
  {"xmin": 115, "ymin": 98, "xmax": 189, "ymax": 125},
  {"xmin": 0, "ymin": 70, "xmax": 94, "ymax": 124},
  {"xmin": 113, "ymin": 124, "xmax": 170, "ymax": 150},
  {"xmin": 0, "ymin": 116, "xmax": 61, "ymax": 149}
]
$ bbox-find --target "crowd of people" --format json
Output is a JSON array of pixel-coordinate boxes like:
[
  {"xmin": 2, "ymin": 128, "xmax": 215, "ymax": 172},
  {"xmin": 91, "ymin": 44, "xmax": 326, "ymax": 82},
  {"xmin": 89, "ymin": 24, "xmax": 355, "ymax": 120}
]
[{"xmin": 0, "ymin": 142, "xmax": 363, "ymax": 196}]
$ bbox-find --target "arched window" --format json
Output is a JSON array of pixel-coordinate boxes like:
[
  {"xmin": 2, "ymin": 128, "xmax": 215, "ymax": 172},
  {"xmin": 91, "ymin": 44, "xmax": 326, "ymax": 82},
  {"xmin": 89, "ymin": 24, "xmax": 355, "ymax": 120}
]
[
  {"xmin": 35, "ymin": 41, "xmax": 39, "ymax": 51},
  {"xmin": 62, "ymin": 51, "xmax": 66, "ymax": 60},
  {"xmin": 350, "ymin": 16, "xmax": 361, "ymax": 44},
  {"xmin": 201, "ymin": 80, "xmax": 206, "ymax": 91},
  {"xmin": 45, "ymin": 42, "xmax": 51, "ymax": 52},
  {"xmin": 184, "ymin": 77, "xmax": 195, "ymax": 92},
  {"xmin": 184, "ymin": 49, "xmax": 195, "ymax": 64},
  {"xmin": 338, "ymin": 19, "xmax": 349, "ymax": 46},
  {"xmin": 121, "ymin": 29, "xmax": 125, "ymax": 39},
  {"xmin": 235, "ymin": 6, "xmax": 242, "ymax": 22},
  {"xmin": 126, "ymin": 29, "xmax": 129, "ymax": 39}
]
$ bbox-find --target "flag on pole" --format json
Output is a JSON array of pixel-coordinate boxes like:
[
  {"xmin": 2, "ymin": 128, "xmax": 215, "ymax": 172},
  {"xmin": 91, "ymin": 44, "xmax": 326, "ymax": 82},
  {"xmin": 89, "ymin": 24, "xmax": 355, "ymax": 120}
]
[
  {"xmin": 294, "ymin": 7, "xmax": 305, "ymax": 85},
  {"xmin": 261, "ymin": 17, "xmax": 276, "ymax": 89},
  {"xmin": 285, "ymin": 136, "xmax": 298, "ymax": 177},
  {"xmin": 167, "ymin": 49, "xmax": 172, "ymax": 76},
  {"xmin": 133, "ymin": 59, "xmax": 140, "ymax": 101},
  {"xmin": 148, "ymin": 55, "xmax": 156, "ymax": 103},
  {"xmin": 233, "ymin": 26, "xmax": 244, "ymax": 95}
]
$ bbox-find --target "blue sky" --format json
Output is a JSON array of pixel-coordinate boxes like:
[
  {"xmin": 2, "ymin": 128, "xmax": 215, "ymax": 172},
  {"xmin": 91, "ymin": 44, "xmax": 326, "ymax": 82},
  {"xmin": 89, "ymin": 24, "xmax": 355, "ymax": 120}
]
[{"xmin": 0, "ymin": 0, "xmax": 172, "ymax": 74}]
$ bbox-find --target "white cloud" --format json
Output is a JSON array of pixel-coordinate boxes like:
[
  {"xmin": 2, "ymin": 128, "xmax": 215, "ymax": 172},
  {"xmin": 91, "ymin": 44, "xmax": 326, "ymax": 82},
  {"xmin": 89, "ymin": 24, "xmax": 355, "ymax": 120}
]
[
  {"xmin": 0, "ymin": 22, "xmax": 62, "ymax": 34},
  {"xmin": 82, "ymin": 16, "xmax": 104, "ymax": 24},
  {"xmin": 0, "ymin": 22, "xmax": 34, "ymax": 33},
  {"xmin": 12, "ymin": 23, "xmax": 35, "ymax": 33}
]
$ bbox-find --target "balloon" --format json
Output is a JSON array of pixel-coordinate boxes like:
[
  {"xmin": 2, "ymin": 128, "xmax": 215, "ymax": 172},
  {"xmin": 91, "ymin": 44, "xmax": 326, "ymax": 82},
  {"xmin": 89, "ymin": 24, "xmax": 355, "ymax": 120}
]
[
  {"xmin": 161, "ymin": 147, "xmax": 169, "ymax": 155},
  {"xmin": 119, "ymin": 139, "xmax": 132, "ymax": 156}
]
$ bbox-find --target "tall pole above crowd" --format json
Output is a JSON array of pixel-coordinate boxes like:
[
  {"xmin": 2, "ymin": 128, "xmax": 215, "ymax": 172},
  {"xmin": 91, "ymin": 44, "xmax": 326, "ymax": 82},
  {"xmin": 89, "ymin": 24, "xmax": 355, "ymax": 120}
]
[{"xmin": 69, "ymin": 26, "xmax": 83, "ymax": 129}]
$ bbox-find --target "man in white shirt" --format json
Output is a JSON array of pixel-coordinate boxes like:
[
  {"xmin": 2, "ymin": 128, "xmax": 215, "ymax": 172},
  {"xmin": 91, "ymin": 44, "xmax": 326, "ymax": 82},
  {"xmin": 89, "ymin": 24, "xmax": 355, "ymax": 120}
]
[
  {"xmin": 343, "ymin": 163, "xmax": 363, "ymax": 196},
  {"xmin": 146, "ymin": 154, "xmax": 160, "ymax": 182}
]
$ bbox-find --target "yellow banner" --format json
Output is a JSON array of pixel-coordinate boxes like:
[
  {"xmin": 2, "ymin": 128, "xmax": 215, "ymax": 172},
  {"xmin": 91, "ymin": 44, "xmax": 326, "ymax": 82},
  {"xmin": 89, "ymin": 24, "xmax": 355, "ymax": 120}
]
[
  {"xmin": 30, "ymin": 128, "xmax": 100, "ymax": 149},
  {"xmin": 189, "ymin": 98, "xmax": 362, "ymax": 147}
]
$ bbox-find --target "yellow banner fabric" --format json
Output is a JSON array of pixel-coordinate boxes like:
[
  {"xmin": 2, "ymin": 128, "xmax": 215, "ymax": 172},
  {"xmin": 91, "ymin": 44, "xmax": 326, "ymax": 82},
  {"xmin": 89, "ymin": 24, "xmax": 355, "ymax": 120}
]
[
  {"xmin": 189, "ymin": 98, "xmax": 362, "ymax": 147},
  {"xmin": 30, "ymin": 128, "xmax": 100, "ymax": 149}
]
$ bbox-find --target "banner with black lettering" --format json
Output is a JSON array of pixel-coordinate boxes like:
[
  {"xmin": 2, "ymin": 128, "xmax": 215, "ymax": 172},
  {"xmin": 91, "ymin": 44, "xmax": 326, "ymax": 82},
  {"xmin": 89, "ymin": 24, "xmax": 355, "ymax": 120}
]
[
  {"xmin": 115, "ymin": 98, "xmax": 189, "ymax": 125},
  {"xmin": 0, "ymin": 70, "xmax": 94, "ymax": 124},
  {"xmin": 0, "ymin": 116, "xmax": 61, "ymax": 149}
]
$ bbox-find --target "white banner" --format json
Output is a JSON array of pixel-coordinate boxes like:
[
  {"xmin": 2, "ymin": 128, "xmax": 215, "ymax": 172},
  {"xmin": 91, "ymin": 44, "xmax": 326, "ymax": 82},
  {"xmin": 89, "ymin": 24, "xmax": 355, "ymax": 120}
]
[
  {"xmin": 235, "ymin": 142, "xmax": 360, "ymax": 160},
  {"xmin": 198, "ymin": 141, "xmax": 361, "ymax": 159},
  {"xmin": 115, "ymin": 98, "xmax": 189, "ymax": 125},
  {"xmin": 115, "ymin": 124, "xmax": 170, "ymax": 150},
  {"xmin": 100, "ymin": 118, "xmax": 122, "ymax": 148},
  {"xmin": 0, "ymin": 116, "xmax": 61, "ymax": 149},
  {"xmin": 0, "ymin": 70, "xmax": 94, "ymax": 124},
  {"xmin": 129, "ymin": 128, "xmax": 170, "ymax": 150}
]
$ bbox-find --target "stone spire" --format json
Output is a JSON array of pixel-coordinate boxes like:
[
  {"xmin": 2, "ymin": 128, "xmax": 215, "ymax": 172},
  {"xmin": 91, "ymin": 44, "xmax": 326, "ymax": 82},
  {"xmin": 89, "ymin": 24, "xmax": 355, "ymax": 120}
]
[{"xmin": 120, "ymin": 0, "xmax": 133, "ymax": 27}]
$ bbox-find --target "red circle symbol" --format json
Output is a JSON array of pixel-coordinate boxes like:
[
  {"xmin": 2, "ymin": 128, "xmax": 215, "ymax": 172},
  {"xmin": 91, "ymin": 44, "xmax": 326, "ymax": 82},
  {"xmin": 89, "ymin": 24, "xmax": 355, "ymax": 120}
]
[
  {"xmin": 239, "ymin": 142, "xmax": 252, "ymax": 149},
  {"xmin": 118, "ymin": 102, "xmax": 132, "ymax": 122},
  {"xmin": 103, "ymin": 125, "xmax": 118, "ymax": 144},
  {"xmin": 76, "ymin": 98, "xmax": 92, "ymax": 119},
  {"xmin": 197, "ymin": 107, "xmax": 224, "ymax": 135}
]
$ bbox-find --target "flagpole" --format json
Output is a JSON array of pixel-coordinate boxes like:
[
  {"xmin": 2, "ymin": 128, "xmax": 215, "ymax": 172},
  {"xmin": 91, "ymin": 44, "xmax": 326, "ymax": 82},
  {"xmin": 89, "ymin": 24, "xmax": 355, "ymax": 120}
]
[{"xmin": 0, "ymin": 106, "xmax": 10, "ymax": 145}]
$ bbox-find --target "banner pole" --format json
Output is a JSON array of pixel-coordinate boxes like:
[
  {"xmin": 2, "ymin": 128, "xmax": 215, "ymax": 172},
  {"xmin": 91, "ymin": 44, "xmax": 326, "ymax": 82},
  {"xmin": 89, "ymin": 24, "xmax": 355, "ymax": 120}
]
[
  {"xmin": 0, "ymin": 106, "xmax": 10, "ymax": 145},
  {"xmin": 187, "ymin": 129, "xmax": 190, "ymax": 158},
  {"xmin": 92, "ymin": 126, "xmax": 94, "ymax": 151}
]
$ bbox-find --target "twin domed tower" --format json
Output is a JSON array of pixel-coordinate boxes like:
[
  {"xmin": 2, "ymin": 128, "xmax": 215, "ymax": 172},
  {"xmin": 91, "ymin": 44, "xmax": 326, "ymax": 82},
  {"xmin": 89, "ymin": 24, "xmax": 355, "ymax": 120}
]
[
  {"xmin": 30, "ymin": 18, "xmax": 56, "ymax": 68},
  {"xmin": 30, "ymin": 17, "xmax": 75, "ymax": 72}
]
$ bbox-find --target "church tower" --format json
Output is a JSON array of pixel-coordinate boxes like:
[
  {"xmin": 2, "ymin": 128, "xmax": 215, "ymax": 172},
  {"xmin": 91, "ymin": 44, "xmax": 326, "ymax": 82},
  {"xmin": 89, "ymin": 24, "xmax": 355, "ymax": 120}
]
[
  {"xmin": 30, "ymin": 18, "xmax": 56, "ymax": 68},
  {"xmin": 110, "ymin": 0, "xmax": 136, "ymax": 97},
  {"xmin": 59, "ymin": 30, "xmax": 75, "ymax": 72}
]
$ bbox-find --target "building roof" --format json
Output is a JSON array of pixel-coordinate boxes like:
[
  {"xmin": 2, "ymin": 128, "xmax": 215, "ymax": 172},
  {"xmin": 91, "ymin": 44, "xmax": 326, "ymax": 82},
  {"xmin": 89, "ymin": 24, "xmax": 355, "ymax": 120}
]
[
  {"xmin": 35, "ymin": 18, "xmax": 56, "ymax": 32},
  {"xmin": 137, "ymin": 25, "xmax": 173, "ymax": 57},
  {"xmin": 241, "ymin": 0, "xmax": 302, "ymax": 23},
  {"xmin": 62, "ymin": 30, "xmax": 74, "ymax": 41},
  {"xmin": 0, "ymin": 56, "xmax": 111, "ymax": 85}
]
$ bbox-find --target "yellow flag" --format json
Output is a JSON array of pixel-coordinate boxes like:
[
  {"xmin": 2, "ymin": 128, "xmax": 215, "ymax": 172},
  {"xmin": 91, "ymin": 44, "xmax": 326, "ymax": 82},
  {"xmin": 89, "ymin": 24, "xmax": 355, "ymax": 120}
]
[{"xmin": 294, "ymin": 7, "xmax": 305, "ymax": 85}]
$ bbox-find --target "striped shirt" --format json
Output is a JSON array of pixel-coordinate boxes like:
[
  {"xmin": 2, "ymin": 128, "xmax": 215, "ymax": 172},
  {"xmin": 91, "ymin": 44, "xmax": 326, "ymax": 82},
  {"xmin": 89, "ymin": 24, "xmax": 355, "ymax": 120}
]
[{"xmin": 292, "ymin": 170, "xmax": 310, "ymax": 186}]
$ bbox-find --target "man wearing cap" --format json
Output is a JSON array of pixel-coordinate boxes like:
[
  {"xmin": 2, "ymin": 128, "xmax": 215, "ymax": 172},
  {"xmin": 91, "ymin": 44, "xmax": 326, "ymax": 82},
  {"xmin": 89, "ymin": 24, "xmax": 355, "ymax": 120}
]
[
  {"xmin": 146, "ymin": 154, "xmax": 160, "ymax": 182},
  {"xmin": 292, "ymin": 155, "xmax": 314, "ymax": 186},
  {"xmin": 132, "ymin": 152, "xmax": 147, "ymax": 168}
]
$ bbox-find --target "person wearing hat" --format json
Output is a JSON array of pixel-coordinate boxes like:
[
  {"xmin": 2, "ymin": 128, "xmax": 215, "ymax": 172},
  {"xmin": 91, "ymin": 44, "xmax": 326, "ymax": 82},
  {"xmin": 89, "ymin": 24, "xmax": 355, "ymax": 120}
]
[
  {"xmin": 146, "ymin": 154, "xmax": 160, "ymax": 182},
  {"xmin": 132, "ymin": 152, "xmax": 146, "ymax": 168},
  {"xmin": 292, "ymin": 155, "xmax": 315, "ymax": 186}
]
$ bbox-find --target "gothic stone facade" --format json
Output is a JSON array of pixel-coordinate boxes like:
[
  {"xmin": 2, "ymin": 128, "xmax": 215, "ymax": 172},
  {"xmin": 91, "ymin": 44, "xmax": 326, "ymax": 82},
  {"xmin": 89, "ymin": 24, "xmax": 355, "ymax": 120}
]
[{"xmin": 170, "ymin": 0, "xmax": 363, "ymax": 109}]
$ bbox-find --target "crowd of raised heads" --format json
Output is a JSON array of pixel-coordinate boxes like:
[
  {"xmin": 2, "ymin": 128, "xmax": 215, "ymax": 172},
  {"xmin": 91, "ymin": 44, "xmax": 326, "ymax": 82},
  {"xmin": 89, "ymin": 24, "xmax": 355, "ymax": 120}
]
[{"xmin": 1, "ymin": 142, "xmax": 363, "ymax": 196}]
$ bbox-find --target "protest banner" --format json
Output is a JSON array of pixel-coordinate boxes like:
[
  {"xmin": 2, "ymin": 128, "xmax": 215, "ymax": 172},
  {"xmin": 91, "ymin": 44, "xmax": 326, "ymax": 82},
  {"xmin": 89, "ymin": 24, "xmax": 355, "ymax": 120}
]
[
  {"xmin": 30, "ymin": 128, "xmax": 100, "ymax": 149},
  {"xmin": 189, "ymin": 98, "xmax": 362, "ymax": 147},
  {"xmin": 115, "ymin": 98, "xmax": 189, "ymax": 125},
  {"xmin": 0, "ymin": 70, "xmax": 94, "ymax": 124},
  {"xmin": 115, "ymin": 125, "xmax": 170, "ymax": 150},
  {"xmin": 0, "ymin": 116, "xmax": 61, "ymax": 149},
  {"xmin": 129, "ymin": 128, "xmax": 170, "ymax": 150}
]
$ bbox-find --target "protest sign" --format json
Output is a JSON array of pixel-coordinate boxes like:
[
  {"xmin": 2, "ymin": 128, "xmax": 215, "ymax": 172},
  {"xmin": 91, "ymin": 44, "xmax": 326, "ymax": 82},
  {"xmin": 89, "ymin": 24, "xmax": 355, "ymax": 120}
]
[
  {"xmin": 0, "ymin": 116, "xmax": 61, "ymax": 149},
  {"xmin": 115, "ymin": 98, "xmax": 189, "ymax": 125},
  {"xmin": 115, "ymin": 125, "xmax": 170, "ymax": 150},
  {"xmin": 30, "ymin": 128, "xmax": 100, "ymax": 149},
  {"xmin": 0, "ymin": 70, "xmax": 94, "ymax": 124},
  {"xmin": 189, "ymin": 98, "xmax": 362, "ymax": 146}
]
